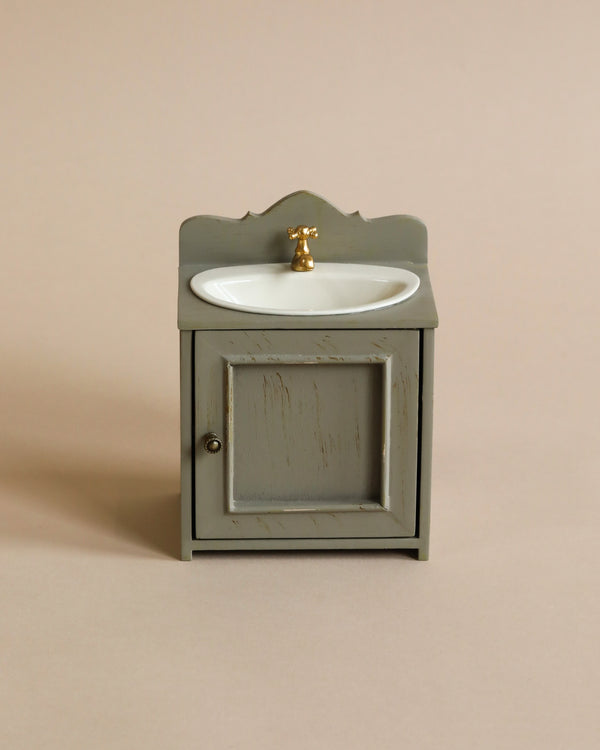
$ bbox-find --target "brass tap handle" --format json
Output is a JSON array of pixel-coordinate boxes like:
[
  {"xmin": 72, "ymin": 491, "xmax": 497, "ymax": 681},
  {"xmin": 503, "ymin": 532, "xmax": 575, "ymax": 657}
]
[{"xmin": 287, "ymin": 225, "xmax": 318, "ymax": 272}]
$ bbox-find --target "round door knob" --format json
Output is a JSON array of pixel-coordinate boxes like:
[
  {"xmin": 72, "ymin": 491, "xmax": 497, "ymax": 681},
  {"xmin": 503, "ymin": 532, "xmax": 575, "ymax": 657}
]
[{"xmin": 203, "ymin": 432, "xmax": 222, "ymax": 454}]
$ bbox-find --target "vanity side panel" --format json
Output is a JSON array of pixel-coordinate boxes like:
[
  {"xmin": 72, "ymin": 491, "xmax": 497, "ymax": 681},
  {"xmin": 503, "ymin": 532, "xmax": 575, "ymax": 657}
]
[
  {"xmin": 417, "ymin": 329, "xmax": 435, "ymax": 560},
  {"xmin": 180, "ymin": 331, "xmax": 194, "ymax": 560}
]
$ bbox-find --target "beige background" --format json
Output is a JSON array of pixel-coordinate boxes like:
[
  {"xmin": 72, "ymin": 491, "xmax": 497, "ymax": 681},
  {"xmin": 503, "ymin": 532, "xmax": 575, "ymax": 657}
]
[{"xmin": 1, "ymin": 1, "xmax": 598, "ymax": 748}]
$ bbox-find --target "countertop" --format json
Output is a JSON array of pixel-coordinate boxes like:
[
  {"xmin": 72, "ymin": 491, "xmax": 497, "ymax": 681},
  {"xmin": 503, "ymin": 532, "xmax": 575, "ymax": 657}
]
[{"xmin": 178, "ymin": 260, "xmax": 438, "ymax": 330}]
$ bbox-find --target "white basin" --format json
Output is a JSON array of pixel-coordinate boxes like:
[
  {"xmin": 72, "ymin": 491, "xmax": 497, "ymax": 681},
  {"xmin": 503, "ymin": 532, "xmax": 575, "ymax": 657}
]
[{"xmin": 189, "ymin": 263, "xmax": 420, "ymax": 316}]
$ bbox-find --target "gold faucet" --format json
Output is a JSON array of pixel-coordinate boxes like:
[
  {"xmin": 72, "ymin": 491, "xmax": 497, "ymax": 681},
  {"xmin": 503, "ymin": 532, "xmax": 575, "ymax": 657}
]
[{"xmin": 287, "ymin": 225, "xmax": 318, "ymax": 271}]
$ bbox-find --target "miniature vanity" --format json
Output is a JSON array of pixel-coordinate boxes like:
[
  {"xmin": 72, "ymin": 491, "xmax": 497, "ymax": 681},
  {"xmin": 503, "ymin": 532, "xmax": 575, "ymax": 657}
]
[{"xmin": 178, "ymin": 191, "xmax": 438, "ymax": 560}]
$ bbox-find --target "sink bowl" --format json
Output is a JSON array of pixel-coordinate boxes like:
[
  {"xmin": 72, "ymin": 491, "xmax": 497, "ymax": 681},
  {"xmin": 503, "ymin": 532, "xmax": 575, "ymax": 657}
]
[{"xmin": 189, "ymin": 263, "xmax": 420, "ymax": 316}]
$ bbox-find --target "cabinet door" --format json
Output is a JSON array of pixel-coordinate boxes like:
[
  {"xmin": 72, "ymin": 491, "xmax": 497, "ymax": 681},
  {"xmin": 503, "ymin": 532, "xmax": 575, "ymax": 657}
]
[{"xmin": 194, "ymin": 330, "xmax": 419, "ymax": 539}]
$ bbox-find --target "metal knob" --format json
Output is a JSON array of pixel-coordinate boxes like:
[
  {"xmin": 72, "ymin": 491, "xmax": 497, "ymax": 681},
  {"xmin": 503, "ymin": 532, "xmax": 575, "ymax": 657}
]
[{"xmin": 203, "ymin": 433, "xmax": 222, "ymax": 454}]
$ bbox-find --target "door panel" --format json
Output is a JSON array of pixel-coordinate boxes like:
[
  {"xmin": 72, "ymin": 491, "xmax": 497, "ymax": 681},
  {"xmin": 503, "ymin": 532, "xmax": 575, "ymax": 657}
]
[
  {"xmin": 231, "ymin": 361, "xmax": 383, "ymax": 511},
  {"xmin": 194, "ymin": 331, "xmax": 419, "ymax": 539}
]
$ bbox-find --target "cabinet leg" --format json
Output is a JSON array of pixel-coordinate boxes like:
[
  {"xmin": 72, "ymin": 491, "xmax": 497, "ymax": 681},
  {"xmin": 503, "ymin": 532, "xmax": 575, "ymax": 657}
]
[
  {"xmin": 416, "ymin": 545, "xmax": 429, "ymax": 561},
  {"xmin": 181, "ymin": 545, "xmax": 192, "ymax": 561}
]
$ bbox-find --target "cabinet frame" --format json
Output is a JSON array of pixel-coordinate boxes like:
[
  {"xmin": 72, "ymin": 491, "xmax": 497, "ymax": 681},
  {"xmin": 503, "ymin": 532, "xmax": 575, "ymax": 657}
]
[
  {"xmin": 178, "ymin": 191, "xmax": 437, "ymax": 561},
  {"xmin": 180, "ymin": 328, "xmax": 434, "ymax": 560}
]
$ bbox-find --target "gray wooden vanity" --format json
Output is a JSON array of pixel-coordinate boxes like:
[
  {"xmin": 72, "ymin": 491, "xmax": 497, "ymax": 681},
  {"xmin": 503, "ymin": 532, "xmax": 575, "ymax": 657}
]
[{"xmin": 178, "ymin": 191, "xmax": 438, "ymax": 560}]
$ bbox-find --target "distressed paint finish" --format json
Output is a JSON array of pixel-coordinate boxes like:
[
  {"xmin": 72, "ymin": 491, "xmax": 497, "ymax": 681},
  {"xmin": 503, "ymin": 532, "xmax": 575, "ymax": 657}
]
[
  {"xmin": 193, "ymin": 331, "xmax": 419, "ymax": 540},
  {"xmin": 231, "ymin": 361, "xmax": 383, "ymax": 510}
]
